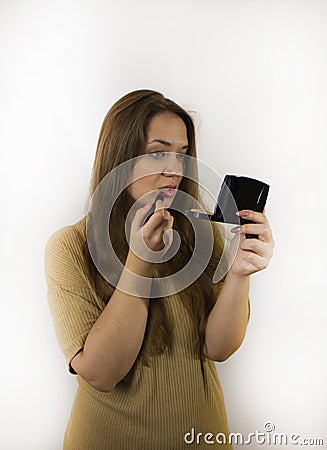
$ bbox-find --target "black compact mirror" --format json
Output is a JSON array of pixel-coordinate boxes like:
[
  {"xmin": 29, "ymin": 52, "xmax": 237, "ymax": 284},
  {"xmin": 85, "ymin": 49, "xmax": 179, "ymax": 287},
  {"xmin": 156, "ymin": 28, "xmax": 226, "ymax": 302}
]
[{"xmin": 186, "ymin": 175, "xmax": 270, "ymax": 239}]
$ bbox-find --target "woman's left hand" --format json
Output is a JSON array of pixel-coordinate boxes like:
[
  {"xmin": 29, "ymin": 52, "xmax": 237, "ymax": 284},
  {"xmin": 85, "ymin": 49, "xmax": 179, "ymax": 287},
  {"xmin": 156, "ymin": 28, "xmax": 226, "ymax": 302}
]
[{"xmin": 229, "ymin": 209, "xmax": 275, "ymax": 278}]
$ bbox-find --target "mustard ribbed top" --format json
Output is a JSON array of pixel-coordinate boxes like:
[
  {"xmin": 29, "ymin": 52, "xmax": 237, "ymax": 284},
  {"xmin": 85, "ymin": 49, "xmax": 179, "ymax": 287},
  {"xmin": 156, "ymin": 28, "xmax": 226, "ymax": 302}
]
[{"xmin": 44, "ymin": 216, "xmax": 233, "ymax": 449}]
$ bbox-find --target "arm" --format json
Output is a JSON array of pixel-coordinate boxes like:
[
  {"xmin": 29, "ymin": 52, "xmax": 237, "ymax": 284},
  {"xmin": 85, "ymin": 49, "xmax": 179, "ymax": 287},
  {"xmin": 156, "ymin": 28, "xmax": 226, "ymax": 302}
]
[
  {"xmin": 203, "ymin": 209, "xmax": 274, "ymax": 361},
  {"xmin": 71, "ymin": 251, "xmax": 153, "ymax": 392},
  {"xmin": 203, "ymin": 272, "xmax": 250, "ymax": 361},
  {"xmin": 71, "ymin": 198, "xmax": 174, "ymax": 392}
]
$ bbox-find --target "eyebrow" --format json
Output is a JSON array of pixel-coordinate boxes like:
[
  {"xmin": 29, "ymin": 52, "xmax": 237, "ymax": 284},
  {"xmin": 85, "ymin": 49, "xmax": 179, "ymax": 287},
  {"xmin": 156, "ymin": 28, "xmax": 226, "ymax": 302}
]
[{"xmin": 147, "ymin": 139, "xmax": 189, "ymax": 150}]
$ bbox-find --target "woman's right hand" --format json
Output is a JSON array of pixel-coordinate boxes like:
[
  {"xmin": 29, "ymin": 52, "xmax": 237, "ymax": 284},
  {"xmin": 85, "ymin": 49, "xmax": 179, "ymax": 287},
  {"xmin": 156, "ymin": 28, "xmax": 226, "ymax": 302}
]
[{"xmin": 129, "ymin": 197, "xmax": 174, "ymax": 263}]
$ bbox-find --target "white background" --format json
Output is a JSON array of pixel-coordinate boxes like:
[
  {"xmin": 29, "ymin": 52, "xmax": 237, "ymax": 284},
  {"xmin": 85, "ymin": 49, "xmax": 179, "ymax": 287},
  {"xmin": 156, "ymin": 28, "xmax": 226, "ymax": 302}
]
[{"xmin": 1, "ymin": 1, "xmax": 326, "ymax": 449}]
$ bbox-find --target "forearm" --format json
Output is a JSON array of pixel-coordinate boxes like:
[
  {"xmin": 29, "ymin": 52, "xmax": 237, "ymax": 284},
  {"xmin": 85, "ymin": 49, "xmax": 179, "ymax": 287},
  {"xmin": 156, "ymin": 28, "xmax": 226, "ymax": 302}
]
[
  {"xmin": 203, "ymin": 271, "xmax": 250, "ymax": 361},
  {"xmin": 71, "ymin": 251, "xmax": 153, "ymax": 391}
]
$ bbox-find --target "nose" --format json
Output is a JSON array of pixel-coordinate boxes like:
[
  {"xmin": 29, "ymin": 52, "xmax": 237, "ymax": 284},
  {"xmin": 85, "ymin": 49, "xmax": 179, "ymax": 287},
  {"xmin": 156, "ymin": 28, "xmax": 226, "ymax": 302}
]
[{"xmin": 162, "ymin": 153, "xmax": 184, "ymax": 177}]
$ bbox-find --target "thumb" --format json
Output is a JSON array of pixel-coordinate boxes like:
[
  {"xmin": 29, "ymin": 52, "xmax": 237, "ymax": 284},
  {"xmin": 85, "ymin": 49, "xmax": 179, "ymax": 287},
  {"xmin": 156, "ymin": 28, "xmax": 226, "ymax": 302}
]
[{"xmin": 132, "ymin": 202, "xmax": 154, "ymax": 230}]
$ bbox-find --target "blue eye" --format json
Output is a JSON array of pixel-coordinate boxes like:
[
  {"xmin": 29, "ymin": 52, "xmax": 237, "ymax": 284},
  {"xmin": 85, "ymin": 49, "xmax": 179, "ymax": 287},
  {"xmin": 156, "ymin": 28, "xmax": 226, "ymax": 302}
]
[
  {"xmin": 177, "ymin": 153, "xmax": 186, "ymax": 161},
  {"xmin": 150, "ymin": 151, "xmax": 166, "ymax": 159},
  {"xmin": 149, "ymin": 151, "xmax": 186, "ymax": 161}
]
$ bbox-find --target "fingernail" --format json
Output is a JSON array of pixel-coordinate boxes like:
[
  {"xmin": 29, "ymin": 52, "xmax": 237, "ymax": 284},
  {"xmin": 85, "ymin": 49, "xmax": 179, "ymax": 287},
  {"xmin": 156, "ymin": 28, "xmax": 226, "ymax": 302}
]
[
  {"xmin": 236, "ymin": 210, "xmax": 249, "ymax": 216},
  {"xmin": 231, "ymin": 226, "xmax": 241, "ymax": 233}
]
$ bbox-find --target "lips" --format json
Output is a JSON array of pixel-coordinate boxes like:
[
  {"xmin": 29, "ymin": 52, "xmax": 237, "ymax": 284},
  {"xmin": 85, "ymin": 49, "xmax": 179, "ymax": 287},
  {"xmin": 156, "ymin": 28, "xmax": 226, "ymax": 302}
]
[
  {"xmin": 158, "ymin": 186, "xmax": 177, "ymax": 197},
  {"xmin": 159, "ymin": 184, "xmax": 177, "ymax": 189}
]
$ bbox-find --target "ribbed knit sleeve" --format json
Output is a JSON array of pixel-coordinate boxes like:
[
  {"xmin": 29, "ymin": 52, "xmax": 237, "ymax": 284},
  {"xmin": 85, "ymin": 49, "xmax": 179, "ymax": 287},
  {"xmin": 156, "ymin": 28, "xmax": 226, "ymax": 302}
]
[{"xmin": 44, "ymin": 220, "xmax": 105, "ymax": 373}]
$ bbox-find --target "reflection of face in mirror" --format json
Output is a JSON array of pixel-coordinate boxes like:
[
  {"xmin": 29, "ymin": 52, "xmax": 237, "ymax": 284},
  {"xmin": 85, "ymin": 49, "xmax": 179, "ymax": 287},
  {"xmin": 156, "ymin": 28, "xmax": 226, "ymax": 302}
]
[{"xmin": 127, "ymin": 113, "xmax": 188, "ymax": 209}]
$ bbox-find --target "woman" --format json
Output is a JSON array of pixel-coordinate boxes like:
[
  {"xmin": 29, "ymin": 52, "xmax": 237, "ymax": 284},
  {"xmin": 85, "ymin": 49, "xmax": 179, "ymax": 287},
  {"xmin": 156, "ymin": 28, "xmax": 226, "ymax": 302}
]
[{"xmin": 45, "ymin": 89, "xmax": 274, "ymax": 449}]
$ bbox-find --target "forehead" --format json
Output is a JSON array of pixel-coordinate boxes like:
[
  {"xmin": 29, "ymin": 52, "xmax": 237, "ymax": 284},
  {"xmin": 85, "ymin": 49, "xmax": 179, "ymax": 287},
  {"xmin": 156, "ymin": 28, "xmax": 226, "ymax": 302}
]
[{"xmin": 146, "ymin": 113, "xmax": 188, "ymax": 144}]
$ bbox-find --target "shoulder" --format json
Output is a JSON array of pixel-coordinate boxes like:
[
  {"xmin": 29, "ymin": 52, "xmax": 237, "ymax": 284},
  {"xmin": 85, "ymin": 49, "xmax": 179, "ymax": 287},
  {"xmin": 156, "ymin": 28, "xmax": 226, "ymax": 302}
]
[
  {"xmin": 44, "ymin": 216, "xmax": 89, "ymax": 286},
  {"xmin": 45, "ymin": 216, "xmax": 87, "ymax": 256}
]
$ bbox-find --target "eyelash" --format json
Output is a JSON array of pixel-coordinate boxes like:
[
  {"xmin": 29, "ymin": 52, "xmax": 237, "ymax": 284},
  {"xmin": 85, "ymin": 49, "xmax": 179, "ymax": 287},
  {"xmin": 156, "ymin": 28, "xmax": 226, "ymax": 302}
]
[{"xmin": 149, "ymin": 151, "xmax": 186, "ymax": 161}]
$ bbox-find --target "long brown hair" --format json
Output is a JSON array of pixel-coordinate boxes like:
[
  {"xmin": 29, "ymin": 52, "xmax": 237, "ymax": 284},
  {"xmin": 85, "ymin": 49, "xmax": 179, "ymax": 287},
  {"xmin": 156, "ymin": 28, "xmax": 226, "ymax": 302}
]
[{"xmin": 82, "ymin": 89, "xmax": 225, "ymax": 366}]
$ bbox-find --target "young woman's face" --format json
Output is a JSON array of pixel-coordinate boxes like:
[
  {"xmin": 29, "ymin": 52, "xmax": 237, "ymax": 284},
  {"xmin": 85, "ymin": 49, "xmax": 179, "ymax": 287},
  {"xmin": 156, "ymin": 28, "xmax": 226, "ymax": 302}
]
[{"xmin": 127, "ymin": 113, "xmax": 188, "ymax": 207}]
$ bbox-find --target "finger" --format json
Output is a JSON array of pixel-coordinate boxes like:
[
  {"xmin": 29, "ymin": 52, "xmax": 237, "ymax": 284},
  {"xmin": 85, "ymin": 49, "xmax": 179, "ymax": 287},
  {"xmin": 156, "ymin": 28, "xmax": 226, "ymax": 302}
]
[
  {"xmin": 232, "ymin": 223, "xmax": 272, "ymax": 242},
  {"xmin": 154, "ymin": 198, "xmax": 165, "ymax": 212},
  {"xmin": 239, "ymin": 237, "xmax": 267, "ymax": 257},
  {"xmin": 163, "ymin": 215, "xmax": 174, "ymax": 233},
  {"xmin": 144, "ymin": 202, "xmax": 170, "ymax": 231},
  {"xmin": 236, "ymin": 209, "xmax": 269, "ymax": 225},
  {"xmin": 241, "ymin": 223, "xmax": 268, "ymax": 236},
  {"xmin": 152, "ymin": 212, "xmax": 172, "ymax": 235},
  {"xmin": 133, "ymin": 202, "xmax": 156, "ymax": 229},
  {"xmin": 136, "ymin": 197, "xmax": 166, "ymax": 229},
  {"xmin": 240, "ymin": 250, "xmax": 269, "ymax": 271}
]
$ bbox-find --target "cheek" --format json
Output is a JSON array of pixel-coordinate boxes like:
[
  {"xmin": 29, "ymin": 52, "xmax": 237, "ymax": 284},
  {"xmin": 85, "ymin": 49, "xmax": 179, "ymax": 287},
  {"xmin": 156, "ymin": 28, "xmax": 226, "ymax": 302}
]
[
  {"xmin": 127, "ymin": 175, "xmax": 157, "ymax": 200},
  {"xmin": 132, "ymin": 158, "xmax": 156, "ymax": 180}
]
